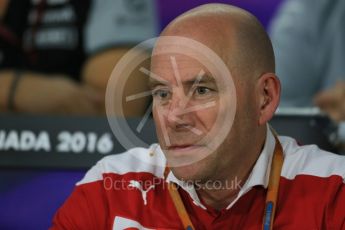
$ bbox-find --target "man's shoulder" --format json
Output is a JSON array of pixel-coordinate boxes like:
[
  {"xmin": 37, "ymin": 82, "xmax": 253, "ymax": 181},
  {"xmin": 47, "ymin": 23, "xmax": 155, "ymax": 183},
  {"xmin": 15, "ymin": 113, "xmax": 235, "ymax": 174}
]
[
  {"xmin": 77, "ymin": 144, "xmax": 166, "ymax": 186},
  {"xmin": 279, "ymin": 136, "xmax": 345, "ymax": 182}
]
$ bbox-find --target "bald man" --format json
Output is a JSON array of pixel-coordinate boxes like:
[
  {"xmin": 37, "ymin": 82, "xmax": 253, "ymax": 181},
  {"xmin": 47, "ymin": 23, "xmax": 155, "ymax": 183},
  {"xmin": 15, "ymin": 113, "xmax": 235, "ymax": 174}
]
[{"xmin": 51, "ymin": 4, "xmax": 345, "ymax": 229}]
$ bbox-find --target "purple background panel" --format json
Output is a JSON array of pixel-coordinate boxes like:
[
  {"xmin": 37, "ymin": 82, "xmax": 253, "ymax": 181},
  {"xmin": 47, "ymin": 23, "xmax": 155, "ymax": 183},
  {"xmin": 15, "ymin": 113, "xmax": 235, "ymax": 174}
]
[{"xmin": 157, "ymin": 0, "xmax": 284, "ymax": 30}]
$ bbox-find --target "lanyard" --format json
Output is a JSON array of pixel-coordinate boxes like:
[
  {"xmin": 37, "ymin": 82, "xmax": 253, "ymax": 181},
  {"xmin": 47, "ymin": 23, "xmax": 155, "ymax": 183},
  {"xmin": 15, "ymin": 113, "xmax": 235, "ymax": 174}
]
[{"xmin": 166, "ymin": 132, "xmax": 284, "ymax": 230}]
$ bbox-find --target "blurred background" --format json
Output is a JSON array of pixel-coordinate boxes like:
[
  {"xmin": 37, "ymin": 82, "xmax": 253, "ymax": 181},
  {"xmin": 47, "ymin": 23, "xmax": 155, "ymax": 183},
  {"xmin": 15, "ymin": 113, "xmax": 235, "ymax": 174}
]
[{"xmin": 1, "ymin": 0, "xmax": 344, "ymax": 229}]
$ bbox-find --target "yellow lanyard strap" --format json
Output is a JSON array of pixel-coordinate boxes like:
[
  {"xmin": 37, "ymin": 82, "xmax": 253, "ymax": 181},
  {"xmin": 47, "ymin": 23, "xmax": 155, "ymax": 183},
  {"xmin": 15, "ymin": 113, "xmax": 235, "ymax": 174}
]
[
  {"xmin": 167, "ymin": 182, "xmax": 195, "ymax": 230},
  {"xmin": 262, "ymin": 134, "xmax": 284, "ymax": 230}
]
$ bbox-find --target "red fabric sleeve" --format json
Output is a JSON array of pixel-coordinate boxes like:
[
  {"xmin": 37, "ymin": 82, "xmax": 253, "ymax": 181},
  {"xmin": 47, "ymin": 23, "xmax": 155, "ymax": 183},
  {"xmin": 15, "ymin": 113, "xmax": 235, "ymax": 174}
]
[
  {"xmin": 328, "ymin": 182, "xmax": 345, "ymax": 229},
  {"xmin": 50, "ymin": 181, "xmax": 108, "ymax": 230}
]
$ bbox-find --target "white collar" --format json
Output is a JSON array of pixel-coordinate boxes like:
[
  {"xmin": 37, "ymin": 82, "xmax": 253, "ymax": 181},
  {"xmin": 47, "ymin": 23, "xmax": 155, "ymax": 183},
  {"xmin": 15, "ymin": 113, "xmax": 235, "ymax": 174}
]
[{"xmin": 165, "ymin": 124, "xmax": 276, "ymax": 210}]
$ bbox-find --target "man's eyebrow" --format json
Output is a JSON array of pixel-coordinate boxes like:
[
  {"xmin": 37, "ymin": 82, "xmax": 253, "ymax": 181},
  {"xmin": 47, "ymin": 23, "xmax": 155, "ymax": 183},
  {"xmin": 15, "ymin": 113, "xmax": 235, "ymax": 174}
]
[
  {"xmin": 148, "ymin": 74, "xmax": 217, "ymax": 89},
  {"xmin": 148, "ymin": 77, "xmax": 169, "ymax": 89},
  {"xmin": 183, "ymin": 74, "xmax": 216, "ymax": 86}
]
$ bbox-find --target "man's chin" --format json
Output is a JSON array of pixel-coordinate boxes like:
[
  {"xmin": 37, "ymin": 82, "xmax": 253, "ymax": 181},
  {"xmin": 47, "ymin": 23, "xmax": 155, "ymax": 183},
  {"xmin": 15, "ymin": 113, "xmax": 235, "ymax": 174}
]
[
  {"xmin": 168, "ymin": 157, "xmax": 214, "ymax": 183},
  {"xmin": 169, "ymin": 164, "xmax": 201, "ymax": 182},
  {"xmin": 164, "ymin": 145, "xmax": 211, "ymax": 167},
  {"xmin": 162, "ymin": 145, "xmax": 216, "ymax": 181}
]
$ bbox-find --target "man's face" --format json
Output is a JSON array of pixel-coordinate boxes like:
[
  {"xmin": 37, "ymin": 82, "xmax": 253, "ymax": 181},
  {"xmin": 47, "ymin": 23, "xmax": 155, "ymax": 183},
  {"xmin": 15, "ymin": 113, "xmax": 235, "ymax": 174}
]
[{"xmin": 150, "ymin": 39, "xmax": 254, "ymax": 182}]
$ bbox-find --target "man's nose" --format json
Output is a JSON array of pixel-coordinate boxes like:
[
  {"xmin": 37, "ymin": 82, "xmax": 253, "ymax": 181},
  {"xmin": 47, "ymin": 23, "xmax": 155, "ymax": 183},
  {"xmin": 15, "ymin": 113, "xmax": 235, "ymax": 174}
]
[{"xmin": 166, "ymin": 90, "xmax": 192, "ymax": 129}]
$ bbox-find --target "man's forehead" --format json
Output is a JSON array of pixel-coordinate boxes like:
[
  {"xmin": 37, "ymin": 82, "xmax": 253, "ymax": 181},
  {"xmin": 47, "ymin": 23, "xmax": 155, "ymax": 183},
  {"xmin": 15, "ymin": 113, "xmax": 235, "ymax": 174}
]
[
  {"xmin": 150, "ymin": 54, "xmax": 211, "ymax": 81},
  {"xmin": 151, "ymin": 35, "xmax": 233, "ymax": 78},
  {"xmin": 149, "ymin": 47, "xmax": 231, "ymax": 88},
  {"xmin": 151, "ymin": 53, "xmax": 209, "ymax": 68}
]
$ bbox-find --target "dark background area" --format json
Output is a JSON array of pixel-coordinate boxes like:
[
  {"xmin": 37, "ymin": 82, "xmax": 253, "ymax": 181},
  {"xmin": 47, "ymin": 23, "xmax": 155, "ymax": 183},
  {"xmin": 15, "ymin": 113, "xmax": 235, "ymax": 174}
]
[{"xmin": 0, "ymin": 1, "xmax": 285, "ymax": 229}]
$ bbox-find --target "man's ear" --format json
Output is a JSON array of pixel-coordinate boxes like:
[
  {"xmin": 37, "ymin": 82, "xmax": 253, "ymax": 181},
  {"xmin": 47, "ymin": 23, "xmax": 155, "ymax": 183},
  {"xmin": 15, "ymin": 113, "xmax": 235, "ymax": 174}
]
[{"xmin": 257, "ymin": 73, "xmax": 281, "ymax": 125}]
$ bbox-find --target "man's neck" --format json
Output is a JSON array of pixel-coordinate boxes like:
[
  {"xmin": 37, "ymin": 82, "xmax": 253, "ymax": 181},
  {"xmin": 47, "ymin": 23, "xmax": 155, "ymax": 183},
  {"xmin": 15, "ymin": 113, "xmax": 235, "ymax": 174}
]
[{"xmin": 196, "ymin": 131, "xmax": 267, "ymax": 210}]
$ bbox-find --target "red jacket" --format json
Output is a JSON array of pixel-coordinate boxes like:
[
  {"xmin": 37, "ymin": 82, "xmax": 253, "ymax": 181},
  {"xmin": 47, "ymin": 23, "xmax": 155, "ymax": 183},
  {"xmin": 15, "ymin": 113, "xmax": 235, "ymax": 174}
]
[{"xmin": 51, "ymin": 130, "xmax": 345, "ymax": 229}]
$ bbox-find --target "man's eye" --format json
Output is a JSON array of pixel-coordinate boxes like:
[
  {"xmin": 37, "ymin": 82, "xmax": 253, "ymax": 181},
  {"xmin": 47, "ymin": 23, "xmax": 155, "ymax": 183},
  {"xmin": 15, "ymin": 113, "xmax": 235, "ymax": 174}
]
[
  {"xmin": 195, "ymin": 87, "xmax": 211, "ymax": 95},
  {"xmin": 152, "ymin": 89, "xmax": 170, "ymax": 99}
]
